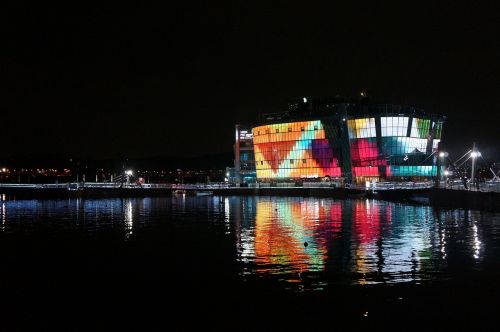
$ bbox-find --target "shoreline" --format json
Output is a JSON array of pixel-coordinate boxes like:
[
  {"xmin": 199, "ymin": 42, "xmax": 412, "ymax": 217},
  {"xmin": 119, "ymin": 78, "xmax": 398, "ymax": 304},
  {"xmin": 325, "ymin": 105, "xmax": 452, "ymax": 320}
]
[{"xmin": 1, "ymin": 185, "xmax": 499, "ymax": 212}]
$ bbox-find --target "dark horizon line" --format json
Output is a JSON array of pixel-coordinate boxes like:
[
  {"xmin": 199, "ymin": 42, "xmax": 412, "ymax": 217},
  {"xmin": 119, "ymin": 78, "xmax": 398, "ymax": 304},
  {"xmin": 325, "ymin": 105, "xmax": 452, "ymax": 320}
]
[{"xmin": 0, "ymin": 151, "xmax": 234, "ymax": 161}]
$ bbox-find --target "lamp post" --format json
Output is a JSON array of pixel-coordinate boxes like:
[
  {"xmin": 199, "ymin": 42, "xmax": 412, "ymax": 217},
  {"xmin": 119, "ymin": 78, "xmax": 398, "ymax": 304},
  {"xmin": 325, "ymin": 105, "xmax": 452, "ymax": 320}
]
[
  {"xmin": 438, "ymin": 150, "xmax": 448, "ymax": 184},
  {"xmin": 435, "ymin": 142, "xmax": 444, "ymax": 188},
  {"xmin": 125, "ymin": 170, "xmax": 133, "ymax": 184},
  {"xmin": 470, "ymin": 142, "xmax": 480, "ymax": 190}
]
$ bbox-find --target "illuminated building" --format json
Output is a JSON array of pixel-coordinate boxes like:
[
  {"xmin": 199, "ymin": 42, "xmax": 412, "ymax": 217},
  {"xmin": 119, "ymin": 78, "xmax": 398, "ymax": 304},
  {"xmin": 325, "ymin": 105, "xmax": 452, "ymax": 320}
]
[
  {"xmin": 252, "ymin": 97, "xmax": 445, "ymax": 183},
  {"xmin": 232, "ymin": 124, "xmax": 256, "ymax": 184}
]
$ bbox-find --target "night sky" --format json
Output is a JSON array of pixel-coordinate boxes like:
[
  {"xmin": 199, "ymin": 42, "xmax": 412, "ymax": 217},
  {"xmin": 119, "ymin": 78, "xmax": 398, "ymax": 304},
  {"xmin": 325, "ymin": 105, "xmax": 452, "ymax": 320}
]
[{"xmin": 2, "ymin": 2, "xmax": 499, "ymax": 161}]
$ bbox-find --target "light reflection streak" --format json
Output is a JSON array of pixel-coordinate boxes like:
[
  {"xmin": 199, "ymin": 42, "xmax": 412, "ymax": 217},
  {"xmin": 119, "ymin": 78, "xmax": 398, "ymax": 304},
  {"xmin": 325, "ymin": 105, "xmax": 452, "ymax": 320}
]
[
  {"xmin": 1, "ymin": 201, "xmax": 5, "ymax": 232},
  {"xmin": 124, "ymin": 199, "xmax": 133, "ymax": 239},
  {"xmin": 378, "ymin": 205, "xmax": 434, "ymax": 283},
  {"xmin": 440, "ymin": 231, "xmax": 447, "ymax": 259},
  {"xmin": 473, "ymin": 223, "xmax": 481, "ymax": 259},
  {"xmin": 352, "ymin": 199, "xmax": 381, "ymax": 284}
]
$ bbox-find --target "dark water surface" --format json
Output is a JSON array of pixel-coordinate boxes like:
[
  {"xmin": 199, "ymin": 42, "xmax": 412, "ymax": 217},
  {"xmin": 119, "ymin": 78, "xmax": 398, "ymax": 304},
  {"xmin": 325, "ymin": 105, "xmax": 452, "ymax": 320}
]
[{"xmin": 1, "ymin": 195, "xmax": 499, "ymax": 330}]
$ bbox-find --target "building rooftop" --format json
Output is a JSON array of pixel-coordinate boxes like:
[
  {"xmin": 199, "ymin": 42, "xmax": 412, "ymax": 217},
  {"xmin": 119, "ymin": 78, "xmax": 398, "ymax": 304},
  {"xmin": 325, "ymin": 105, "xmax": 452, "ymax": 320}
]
[{"xmin": 259, "ymin": 96, "xmax": 445, "ymax": 125}]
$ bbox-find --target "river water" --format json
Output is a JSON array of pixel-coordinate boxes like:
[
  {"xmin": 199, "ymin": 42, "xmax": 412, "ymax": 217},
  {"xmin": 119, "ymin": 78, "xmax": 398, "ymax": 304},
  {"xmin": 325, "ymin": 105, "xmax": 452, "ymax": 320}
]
[{"xmin": 1, "ymin": 195, "xmax": 499, "ymax": 329}]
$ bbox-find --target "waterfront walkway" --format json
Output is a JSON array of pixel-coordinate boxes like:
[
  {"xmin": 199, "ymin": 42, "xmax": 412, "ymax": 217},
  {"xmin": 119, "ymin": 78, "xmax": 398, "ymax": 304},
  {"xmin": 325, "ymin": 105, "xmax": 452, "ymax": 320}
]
[
  {"xmin": 0, "ymin": 180, "xmax": 499, "ymax": 192},
  {"xmin": 1, "ymin": 181, "xmax": 500, "ymax": 211}
]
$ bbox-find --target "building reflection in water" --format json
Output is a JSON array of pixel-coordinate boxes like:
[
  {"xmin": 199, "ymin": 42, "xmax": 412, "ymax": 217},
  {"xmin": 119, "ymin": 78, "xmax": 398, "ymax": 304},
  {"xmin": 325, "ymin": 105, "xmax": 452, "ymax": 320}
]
[
  {"xmin": 231, "ymin": 197, "xmax": 489, "ymax": 287},
  {"xmin": 0, "ymin": 195, "xmax": 492, "ymax": 286},
  {"xmin": 253, "ymin": 199, "xmax": 339, "ymax": 279}
]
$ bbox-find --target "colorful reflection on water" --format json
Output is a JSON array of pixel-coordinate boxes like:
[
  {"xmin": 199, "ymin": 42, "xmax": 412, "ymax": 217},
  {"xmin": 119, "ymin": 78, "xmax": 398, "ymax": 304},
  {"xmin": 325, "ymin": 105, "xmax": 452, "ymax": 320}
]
[
  {"xmin": 231, "ymin": 197, "xmax": 492, "ymax": 287},
  {"xmin": 252, "ymin": 200, "xmax": 339, "ymax": 277},
  {"xmin": 0, "ymin": 195, "xmax": 496, "ymax": 290}
]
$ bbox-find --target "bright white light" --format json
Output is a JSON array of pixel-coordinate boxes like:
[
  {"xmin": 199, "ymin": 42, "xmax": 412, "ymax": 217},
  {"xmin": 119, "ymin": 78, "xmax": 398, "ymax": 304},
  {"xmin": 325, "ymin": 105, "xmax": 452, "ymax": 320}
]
[
  {"xmin": 471, "ymin": 151, "xmax": 481, "ymax": 158},
  {"xmin": 125, "ymin": 170, "xmax": 133, "ymax": 176},
  {"xmin": 365, "ymin": 180, "xmax": 371, "ymax": 189},
  {"xmin": 444, "ymin": 170, "xmax": 450, "ymax": 176},
  {"xmin": 0, "ymin": 168, "xmax": 5, "ymax": 173},
  {"xmin": 439, "ymin": 152, "xmax": 445, "ymax": 158},
  {"xmin": 303, "ymin": 97, "xmax": 307, "ymax": 103},
  {"xmin": 226, "ymin": 172, "xmax": 230, "ymax": 177}
]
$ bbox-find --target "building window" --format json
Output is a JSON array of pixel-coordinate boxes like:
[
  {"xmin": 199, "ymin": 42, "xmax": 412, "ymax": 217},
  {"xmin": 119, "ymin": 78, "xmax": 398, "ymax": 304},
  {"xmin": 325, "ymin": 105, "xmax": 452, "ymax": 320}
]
[
  {"xmin": 302, "ymin": 159, "xmax": 306, "ymax": 164},
  {"xmin": 301, "ymin": 127, "xmax": 305, "ymax": 131},
  {"xmin": 290, "ymin": 159, "xmax": 294, "ymax": 164},
  {"xmin": 276, "ymin": 129, "xmax": 279, "ymax": 133},
  {"xmin": 261, "ymin": 161, "xmax": 263, "ymax": 165},
  {"xmin": 288, "ymin": 127, "xmax": 292, "ymax": 132},
  {"xmin": 381, "ymin": 116, "xmax": 409, "ymax": 137},
  {"xmin": 314, "ymin": 125, "xmax": 318, "ymax": 130}
]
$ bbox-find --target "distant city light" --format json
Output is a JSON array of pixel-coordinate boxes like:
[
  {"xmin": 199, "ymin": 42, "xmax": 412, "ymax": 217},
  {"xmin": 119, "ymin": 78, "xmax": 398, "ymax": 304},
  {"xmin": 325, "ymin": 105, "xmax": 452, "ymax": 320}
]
[
  {"xmin": 1, "ymin": 168, "xmax": 5, "ymax": 172},
  {"xmin": 303, "ymin": 97, "xmax": 307, "ymax": 103},
  {"xmin": 125, "ymin": 170, "xmax": 133, "ymax": 176},
  {"xmin": 439, "ymin": 152, "xmax": 445, "ymax": 158},
  {"xmin": 444, "ymin": 170, "xmax": 451, "ymax": 176},
  {"xmin": 226, "ymin": 172, "xmax": 230, "ymax": 177}
]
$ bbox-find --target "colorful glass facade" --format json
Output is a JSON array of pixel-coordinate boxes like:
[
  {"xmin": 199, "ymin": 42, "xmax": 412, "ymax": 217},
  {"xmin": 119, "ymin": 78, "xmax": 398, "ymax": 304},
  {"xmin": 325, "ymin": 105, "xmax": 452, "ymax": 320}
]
[
  {"xmin": 252, "ymin": 108, "xmax": 444, "ymax": 182},
  {"xmin": 253, "ymin": 120, "xmax": 342, "ymax": 179},
  {"xmin": 410, "ymin": 118, "xmax": 431, "ymax": 138}
]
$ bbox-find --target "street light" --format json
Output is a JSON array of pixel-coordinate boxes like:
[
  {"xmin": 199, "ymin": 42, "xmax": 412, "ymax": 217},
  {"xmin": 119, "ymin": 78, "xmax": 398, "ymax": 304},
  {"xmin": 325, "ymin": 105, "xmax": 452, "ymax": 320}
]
[
  {"xmin": 470, "ymin": 143, "xmax": 480, "ymax": 191},
  {"xmin": 125, "ymin": 170, "xmax": 133, "ymax": 184},
  {"xmin": 439, "ymin": 151, "xmax": 448, "ymax": 158}
]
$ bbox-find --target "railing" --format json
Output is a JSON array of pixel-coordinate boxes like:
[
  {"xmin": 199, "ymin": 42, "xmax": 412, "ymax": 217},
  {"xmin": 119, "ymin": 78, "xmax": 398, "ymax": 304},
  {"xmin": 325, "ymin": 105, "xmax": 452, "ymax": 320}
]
[
  {"xmin": 371, "ymin": 181, "xmax": 434, "ymax": 191},
  {"xmin": 0, "ymin": 182, "xmax": 172, "ymax": 189},
  {"xmin": 0, "ymin": 182, "xmax": 222, "ymax": 190},
  {"xmin": 444, "ymin": 180, "xmax": 500, "ymax": 193},
  {"xmin": 2, "ymin": 181, "xmax": 499, "ymax": 192},
  {"xmin": 0, "ymin": 183, "xmax": 69, "ymax": 189},
  {"xmin": 171, "ymin": 183, "xmax": 231, "ymax": 189}
]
